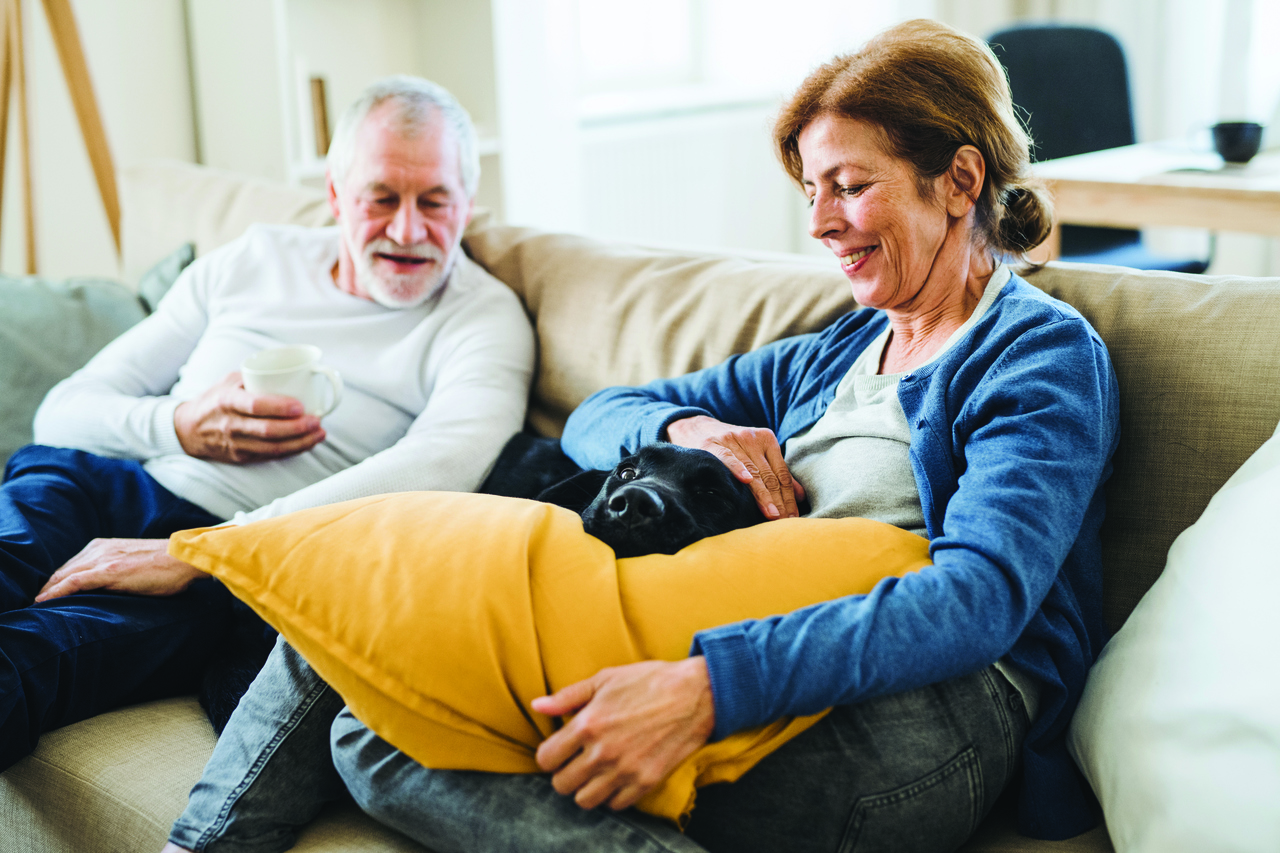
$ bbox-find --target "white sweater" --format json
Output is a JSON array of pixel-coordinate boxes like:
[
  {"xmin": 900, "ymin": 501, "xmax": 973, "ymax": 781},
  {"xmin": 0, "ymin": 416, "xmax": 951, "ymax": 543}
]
[{"xmin": 34, "ymin": 224, "xmax": 535, "ymax": 525}]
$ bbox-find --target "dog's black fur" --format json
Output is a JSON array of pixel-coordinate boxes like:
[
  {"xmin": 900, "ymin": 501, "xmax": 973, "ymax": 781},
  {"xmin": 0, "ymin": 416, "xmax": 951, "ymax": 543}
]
[
  {"xmin": 480, "ymin": 432, "xmax": 766, "ymax": 558},
  {"xmin": 201, "ymin": 432, "xmax": 766, "ymax": 733}
]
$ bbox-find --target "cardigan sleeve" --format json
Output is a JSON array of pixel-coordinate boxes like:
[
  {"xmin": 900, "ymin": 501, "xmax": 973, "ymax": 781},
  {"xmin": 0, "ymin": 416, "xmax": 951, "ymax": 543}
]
[{"xmin": 561, "ymin": 333, "xmax": 822, "ymax": 471}]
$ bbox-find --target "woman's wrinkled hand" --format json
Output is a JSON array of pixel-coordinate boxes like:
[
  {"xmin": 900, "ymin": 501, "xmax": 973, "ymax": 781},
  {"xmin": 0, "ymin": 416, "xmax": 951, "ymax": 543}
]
[
  {"xmin": 530, "ymin": 657, "xmax": 716, "ymax": 811},
  {"xmin": 174, "ymin": 371, "xmax": 325, "ymax": 464},
  {"xmin": 35, "ymin": 538, "xmax": 208, "ymax": 602},
  {"xmin": 665, "ymin": 415, "xmax": 806, "ymax": 519}
]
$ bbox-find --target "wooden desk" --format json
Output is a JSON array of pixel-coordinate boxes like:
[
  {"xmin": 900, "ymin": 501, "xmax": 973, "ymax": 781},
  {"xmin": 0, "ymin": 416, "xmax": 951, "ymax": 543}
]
[{"xmin": 1030, "ymin": 142, "xmax": 1280, "ymax": 259}]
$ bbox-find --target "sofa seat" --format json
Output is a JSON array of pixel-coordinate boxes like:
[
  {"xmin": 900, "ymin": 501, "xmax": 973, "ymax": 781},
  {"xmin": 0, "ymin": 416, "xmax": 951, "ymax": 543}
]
[{"xmin": 0, "ymin": 697, "xmax": 427, "ymax": 852}]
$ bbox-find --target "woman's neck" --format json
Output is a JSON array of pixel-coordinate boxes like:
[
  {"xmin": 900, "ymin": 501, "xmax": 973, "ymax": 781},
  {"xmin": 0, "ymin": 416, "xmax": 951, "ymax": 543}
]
[{"xmin": 879, "ymin": 249, "xmax": 996, "ymax": 375}]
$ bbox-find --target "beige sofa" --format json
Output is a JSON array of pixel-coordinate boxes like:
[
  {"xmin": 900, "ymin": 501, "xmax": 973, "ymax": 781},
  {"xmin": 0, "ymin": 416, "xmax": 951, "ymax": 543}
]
[{"xmin": 2, "ymin": 161, "xmax": 1278, "ymax": 853}]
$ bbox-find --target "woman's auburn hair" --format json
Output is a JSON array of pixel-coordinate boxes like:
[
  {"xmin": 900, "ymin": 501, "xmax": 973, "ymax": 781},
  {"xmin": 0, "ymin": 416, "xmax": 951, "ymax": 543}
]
[{"xmin": 774, "ymin": 18, "xmax": 1053, "ymax": 256}]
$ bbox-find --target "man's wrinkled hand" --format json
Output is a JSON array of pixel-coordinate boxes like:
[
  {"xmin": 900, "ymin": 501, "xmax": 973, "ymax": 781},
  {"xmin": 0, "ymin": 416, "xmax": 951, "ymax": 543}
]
[
  {"xmin": 174, "ymin": 371, "xmax": 325, "ymax": 464},
  {"xmin": 530, "ymin": 657, "xmax": 716, "ymax": 812},
  {"xmin": 666, "ymin": 415, "xmax": 806, "ymax": 519},
  {"xmin": 35, "ymin": 538, "xmax": 208, "ymax": 602}
]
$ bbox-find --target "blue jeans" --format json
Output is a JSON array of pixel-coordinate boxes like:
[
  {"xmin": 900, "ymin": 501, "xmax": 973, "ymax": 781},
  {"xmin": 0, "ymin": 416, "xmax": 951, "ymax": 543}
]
[
  {"xmin": 0, "ymin": 445, "xmax": 234, "ymax": 770},
  {"xmin": 173, "ymin": 639, "xmax": 1028, "ymax": 853},
  {"xmin": 170, "ymin": 636, "xmax": 348, "ymax": 852}
]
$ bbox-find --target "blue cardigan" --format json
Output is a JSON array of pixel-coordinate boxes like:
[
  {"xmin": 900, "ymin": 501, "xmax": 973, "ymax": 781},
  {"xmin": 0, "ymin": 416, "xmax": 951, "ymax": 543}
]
[{"xmin": 561, "ymin": 274, "xmax": 1119, "ymax": 840}]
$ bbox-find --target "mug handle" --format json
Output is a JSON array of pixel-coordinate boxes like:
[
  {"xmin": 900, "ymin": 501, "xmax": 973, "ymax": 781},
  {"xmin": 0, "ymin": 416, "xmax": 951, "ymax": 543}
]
[{"xmin": 310, "ymin": 365, "xmax": 344, "ymax": 417}]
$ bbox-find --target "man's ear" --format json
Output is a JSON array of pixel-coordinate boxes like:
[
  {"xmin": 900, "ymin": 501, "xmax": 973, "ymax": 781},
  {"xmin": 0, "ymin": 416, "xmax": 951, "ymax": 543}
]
[
  {"xmin": 944, "ymin": 145, "xmax": 986, "ymax": 218},
  {"xmin": 326, "ymin": 173, "xmax": 342, "ymax": 221}
]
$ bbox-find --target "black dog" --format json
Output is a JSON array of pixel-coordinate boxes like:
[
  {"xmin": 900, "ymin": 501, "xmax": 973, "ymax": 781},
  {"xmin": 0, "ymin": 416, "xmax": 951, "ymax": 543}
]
[{"xmin": 480, "ymin": 433, "xmax": 766, "ymax": 558}]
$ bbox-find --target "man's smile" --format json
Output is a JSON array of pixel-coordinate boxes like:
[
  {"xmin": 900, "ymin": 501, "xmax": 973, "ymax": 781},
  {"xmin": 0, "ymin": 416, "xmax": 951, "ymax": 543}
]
[{"xmin": 374, "ymin": 251, "xmax": 433, "ymax": 266}]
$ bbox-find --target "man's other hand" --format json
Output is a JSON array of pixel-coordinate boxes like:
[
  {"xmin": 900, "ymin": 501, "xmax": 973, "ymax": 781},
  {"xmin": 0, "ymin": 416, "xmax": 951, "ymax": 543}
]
[
  {"xmin": 175, "ymin": 371, "xmax": 325, "ymax": 463},
  {"xmin": 530, "ymin": 657, "xmax": 716, "ymax": 812},
  {"xmin": 35, "ymin": 538, "xmax": 209, "ymax": 602}
]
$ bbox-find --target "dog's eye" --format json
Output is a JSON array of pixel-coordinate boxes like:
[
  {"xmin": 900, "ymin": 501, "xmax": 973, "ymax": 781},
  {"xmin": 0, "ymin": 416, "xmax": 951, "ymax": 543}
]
[{"xmin": 616, "ymin": 465, "xmax": 638, "ymax": 482}]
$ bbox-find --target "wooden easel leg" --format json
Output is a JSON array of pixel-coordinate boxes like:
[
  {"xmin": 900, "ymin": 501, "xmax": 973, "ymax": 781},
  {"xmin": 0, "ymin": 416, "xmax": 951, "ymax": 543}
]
[
  {"xmin": 41, "ymin": 0, "xmax": 119, "ymax": 255},
  {"xmin": 12, "ymin": 0, "xmax": 33, "ymax": 273},
  {"xmin": 0, "ymin": 0, "xmax": 12, "ymax": 236}
]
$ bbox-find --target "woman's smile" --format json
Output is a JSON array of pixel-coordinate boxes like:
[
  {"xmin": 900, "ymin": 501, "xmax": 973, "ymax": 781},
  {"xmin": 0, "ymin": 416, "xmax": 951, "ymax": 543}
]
[{"xmin": 840, "ymin": 245, "xmax": 878, "ymax": 271}]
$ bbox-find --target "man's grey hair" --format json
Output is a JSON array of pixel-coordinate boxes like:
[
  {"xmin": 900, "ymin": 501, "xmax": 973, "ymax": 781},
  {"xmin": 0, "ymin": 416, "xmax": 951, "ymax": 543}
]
[{"xmin": 326, "ymin": 75, "xmax": 480, "ymax": 198}]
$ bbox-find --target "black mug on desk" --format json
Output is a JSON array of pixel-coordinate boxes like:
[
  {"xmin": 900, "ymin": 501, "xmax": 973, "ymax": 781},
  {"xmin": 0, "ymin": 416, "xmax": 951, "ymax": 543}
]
[{"xmin": 1212, "ymin": 121, "xmax": 1264, "ymax": 164}]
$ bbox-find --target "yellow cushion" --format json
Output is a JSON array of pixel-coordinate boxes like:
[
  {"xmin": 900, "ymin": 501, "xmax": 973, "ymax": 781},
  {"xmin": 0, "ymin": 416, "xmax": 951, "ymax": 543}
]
[{"xmin": 170, "ymin": 491, "xmax": 931, "ymax": 824}]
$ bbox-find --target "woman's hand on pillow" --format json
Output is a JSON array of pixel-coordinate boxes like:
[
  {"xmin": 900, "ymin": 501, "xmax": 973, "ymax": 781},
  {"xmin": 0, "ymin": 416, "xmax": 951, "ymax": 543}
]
[
  {"xmin": 666, "ymin": 415, "xmax": 805, "ymax": 519},
  {"xmin": 34, "ymin": 538, "xmax": 209, "ymax": 602},
  {"xmin": 531, "ymin": 657, "xmax": 716, "ymax": 811}
]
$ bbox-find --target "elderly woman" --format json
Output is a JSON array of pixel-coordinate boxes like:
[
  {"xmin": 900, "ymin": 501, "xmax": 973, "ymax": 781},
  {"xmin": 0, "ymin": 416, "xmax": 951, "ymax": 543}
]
[{"xmin": 164, "ymin": 18, "xmax": 1115, "ymax": 853}]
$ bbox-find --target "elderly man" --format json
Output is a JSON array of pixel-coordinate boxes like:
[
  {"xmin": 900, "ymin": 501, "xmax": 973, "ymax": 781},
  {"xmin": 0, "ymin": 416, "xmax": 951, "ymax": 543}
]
[{"xmin": 0, "ymin": 76, "xmax": 534, "ymax": 771}]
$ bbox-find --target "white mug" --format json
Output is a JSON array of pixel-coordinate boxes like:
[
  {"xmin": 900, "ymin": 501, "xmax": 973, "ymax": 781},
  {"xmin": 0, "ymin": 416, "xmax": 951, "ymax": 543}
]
[{"xmin": 241, "ymin": 344, "xmax": 343, "ymax": 417}]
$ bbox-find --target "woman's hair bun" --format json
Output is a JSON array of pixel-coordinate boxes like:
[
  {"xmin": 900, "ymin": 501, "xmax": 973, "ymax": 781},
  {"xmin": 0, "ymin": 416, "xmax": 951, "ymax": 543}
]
[{"xmin": 995, "ymin": 183, "xmax": 1054, "ymax": 255}]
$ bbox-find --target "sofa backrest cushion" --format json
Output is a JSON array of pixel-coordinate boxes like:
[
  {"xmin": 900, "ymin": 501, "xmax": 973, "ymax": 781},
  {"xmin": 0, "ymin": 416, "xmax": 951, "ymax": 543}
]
[
  {"xmin": 0, "ymin": 276, "xmax": 146, "ymax": 468},
  {"xmin": 462, "ymin": 224, "xmax": 857, "ymax": 438},
  {"xmin": 463, "ymin": 225, "xmax": 1280, "ymax": 632},
  {"xmin": 1025, "ymin": 264, "xmax": 1280, "ymax": 630},
  {"xmin": 120, "ymin": 161, "xmax": 331, "ymax": 287}
]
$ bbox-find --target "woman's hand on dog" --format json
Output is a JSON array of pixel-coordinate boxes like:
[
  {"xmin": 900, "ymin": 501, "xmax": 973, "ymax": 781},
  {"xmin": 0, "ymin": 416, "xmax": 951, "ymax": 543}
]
[
  {"xmin": 666, "ymin": 415, "xmax": 805, "ymax": 519},
  {"xmin": 35, "ymin": 538, "xmax": 209, "ymax": 602},
  {"xmin": 531, "ymin": 657, "xmax": 716, "ymax": 811}
]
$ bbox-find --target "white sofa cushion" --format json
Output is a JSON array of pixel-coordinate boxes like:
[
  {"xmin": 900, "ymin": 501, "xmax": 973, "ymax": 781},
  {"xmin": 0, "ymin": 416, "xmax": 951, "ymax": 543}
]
[{"xmin": 1068, "ymin": 421, "xmax": 1280, "ymax": 852}]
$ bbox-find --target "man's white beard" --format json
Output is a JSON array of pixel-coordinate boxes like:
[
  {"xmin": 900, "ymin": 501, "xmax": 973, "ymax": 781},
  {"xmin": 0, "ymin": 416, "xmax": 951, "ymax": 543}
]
[{"xmin": 351, "ymin": 235, "xmax": 456, "ymax": 309}]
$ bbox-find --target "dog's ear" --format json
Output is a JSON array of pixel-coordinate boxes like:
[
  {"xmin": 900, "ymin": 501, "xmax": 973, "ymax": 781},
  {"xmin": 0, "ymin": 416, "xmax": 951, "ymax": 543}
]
[
  {"xmin": 480, "ymin": 433, "xmax": 582, "ymax": 500},
  {"xmin": 536, "ymin": 468, "xmax": 611, "ymax": 515}
]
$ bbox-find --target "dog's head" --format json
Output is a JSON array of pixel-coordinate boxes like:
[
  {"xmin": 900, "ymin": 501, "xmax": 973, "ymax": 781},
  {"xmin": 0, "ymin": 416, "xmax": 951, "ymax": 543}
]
[{"xmin": 539, "ymin": 444, "xmax": 764, "ymax": 558}]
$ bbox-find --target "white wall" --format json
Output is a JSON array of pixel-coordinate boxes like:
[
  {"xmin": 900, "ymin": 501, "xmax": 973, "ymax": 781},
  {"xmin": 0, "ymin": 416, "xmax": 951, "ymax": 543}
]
[
  {"xmin": 1, "ymin": 0, "xmax": 196, "ymax": 279},
  {"xmin": 0, "ymin": 0, "xmax": 505, "ymax": 280},
  {"xmin": 3, "ymin": 0, "xmax": 1276, "ymax": 280},
  {"xmin": 188, "ymin": 0, "xmax": 505, "ymax": 207},
  {"xmin": 185, "ymin": 0, "xmax": 284, "ymax": 182}
]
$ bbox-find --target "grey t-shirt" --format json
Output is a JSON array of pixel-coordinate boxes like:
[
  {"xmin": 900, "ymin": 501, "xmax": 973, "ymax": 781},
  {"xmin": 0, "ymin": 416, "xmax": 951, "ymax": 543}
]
[{"xmin": 784, "ymin": 265, "xmax": 1009, "ymax": 527}]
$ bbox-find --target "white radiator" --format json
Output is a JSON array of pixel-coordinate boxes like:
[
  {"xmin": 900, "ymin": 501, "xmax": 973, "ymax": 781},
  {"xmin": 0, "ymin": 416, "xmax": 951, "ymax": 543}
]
[{"xmin": 578, "ymin": 102, "xmax": 814, "ymax": 255}]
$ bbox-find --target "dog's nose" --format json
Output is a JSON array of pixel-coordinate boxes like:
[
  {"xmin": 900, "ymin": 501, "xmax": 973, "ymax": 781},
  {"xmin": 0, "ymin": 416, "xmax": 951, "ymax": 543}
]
[{"xmin": 607, "ymin": 485, "xmax": 664, "ymax": 524}]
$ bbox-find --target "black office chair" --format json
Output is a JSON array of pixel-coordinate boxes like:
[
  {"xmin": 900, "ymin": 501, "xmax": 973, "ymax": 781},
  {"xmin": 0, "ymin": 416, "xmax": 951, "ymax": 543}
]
[{"xmin": 988, "ymin": 23, "xmax": 1210, "ymax": 273}]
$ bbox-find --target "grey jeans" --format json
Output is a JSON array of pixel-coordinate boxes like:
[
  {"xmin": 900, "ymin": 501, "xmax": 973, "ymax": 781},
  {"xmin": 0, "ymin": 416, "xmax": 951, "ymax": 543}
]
[
  {"xmin": 169, "ymin": 637, "xmax": 347, "ymax": 853},
  {"xmin": 171, "ymin": 638, "xmax": 1029, "ymax": 853}
]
